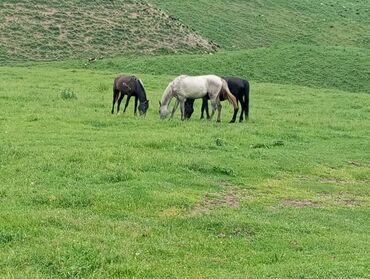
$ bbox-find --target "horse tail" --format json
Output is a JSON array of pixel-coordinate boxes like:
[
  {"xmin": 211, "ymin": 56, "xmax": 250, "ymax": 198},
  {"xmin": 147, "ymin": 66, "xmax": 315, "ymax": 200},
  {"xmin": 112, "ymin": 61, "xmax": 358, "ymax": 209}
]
[
  {"xmin": 244, "ymin": 79, "xmax": 250, "ymax": 119},
  {"xmin": 221, "ymin": 79, "xmax": 238, "ymax": 110}
]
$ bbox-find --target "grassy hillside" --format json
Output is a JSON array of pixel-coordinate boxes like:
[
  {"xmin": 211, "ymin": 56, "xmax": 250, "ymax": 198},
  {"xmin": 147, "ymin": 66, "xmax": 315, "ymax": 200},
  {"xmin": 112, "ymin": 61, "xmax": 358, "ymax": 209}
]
[
  {"xmin": 1, "ymin": 0, "xmax": 369, "ymax": 94},
  {"xmin": 0, "ymin": 0, "xmax": 216, "ymax": 63},
  {"xmin": 45, "ymin": 44, "xmax": 369, "ymax": 93},
  {"xmin": 1, "ymin": 65, "xmax": 370, "ymax": 278},
  {"xmin": 146, "ymin": 0, "xmax": 370, "ymax": 93},
  {"xmin": 150, "ymin": 0, "xmax": 370, "ymax": 49}
]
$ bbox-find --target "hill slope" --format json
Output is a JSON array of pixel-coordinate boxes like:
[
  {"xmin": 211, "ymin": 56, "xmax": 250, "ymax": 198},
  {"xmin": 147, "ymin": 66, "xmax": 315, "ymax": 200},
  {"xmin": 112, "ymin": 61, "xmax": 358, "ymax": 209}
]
[
  {"xmin": 51, "ymin": 44, "xmax": 369, "ymax": 93},
  {"xmin": 150, "ymin": 0, "xmax": 370, "ymax": 49},
  {"xmin": 0, "ymin": 0, "xmax": 216, "ymax": 63}
]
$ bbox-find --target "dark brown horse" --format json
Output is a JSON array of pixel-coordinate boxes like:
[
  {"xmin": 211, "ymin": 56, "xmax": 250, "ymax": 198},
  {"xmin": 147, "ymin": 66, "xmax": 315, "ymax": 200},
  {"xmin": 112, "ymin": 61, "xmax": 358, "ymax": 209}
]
[
  {"xmin": 184, "ymin": 76, "xmax": 249, "ymax": 122},
  {"xmin": 111, "ymin": 75, "xmax": 149, "ymax": 115}
]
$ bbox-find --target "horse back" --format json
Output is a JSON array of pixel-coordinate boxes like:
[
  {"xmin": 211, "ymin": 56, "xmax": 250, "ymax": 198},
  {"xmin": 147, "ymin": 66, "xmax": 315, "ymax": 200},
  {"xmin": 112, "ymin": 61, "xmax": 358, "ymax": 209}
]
[
  {"xmin": 223, "ymin": 77, "xmax": 248, "ymax": 97},
  {"xmin": 203, "ymin": 75, "xmax": 224, "ymax": 96},
  {"xmin": 113, "ymin": 75, "xmax": 138, "ymax": 92},
  {"xmin": 174, "ymin": 75, "xmax": 211, "ymax": 97}
]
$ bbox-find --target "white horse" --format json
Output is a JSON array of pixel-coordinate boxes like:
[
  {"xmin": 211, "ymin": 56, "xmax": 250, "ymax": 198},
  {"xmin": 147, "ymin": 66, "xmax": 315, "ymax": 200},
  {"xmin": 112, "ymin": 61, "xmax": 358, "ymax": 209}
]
[{"xmin": 159, "ymin": 75, "xmax": 238, "ymax": 122}]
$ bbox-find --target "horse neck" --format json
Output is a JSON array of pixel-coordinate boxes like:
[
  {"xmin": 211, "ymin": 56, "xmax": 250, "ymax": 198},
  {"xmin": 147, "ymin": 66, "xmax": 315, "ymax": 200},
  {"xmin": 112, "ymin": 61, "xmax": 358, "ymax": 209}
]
[{"xmin": 161, "ymin": 83, "xmax": 174, "ymax": 107}]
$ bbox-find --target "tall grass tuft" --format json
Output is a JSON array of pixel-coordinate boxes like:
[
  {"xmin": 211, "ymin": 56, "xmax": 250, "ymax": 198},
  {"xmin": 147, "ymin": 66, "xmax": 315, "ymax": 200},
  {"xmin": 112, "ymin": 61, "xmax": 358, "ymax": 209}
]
[{"xmin": 60, "ymin": 89, "xmax": 77, "ymax": 100}]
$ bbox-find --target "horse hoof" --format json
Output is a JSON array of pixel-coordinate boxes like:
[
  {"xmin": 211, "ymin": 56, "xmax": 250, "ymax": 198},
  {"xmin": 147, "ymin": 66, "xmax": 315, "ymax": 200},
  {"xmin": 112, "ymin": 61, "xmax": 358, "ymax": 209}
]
[{"xmin": 229, "ymin": 120, "xmax": 236, "ymax": 123}]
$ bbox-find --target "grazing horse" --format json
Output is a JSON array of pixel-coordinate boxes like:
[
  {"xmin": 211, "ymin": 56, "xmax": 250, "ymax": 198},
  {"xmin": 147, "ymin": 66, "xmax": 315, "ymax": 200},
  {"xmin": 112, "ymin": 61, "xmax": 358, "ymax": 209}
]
[
  {"xmin": 184, "ymin": 77, "xmax": 250, "ymax": 122},
  {"xmin": 159, "ymin": 75, "xmax": 238, "ymax": 122},
  {"xmin": 111, "ymin": 75, "xmax": 149, "ymax": 115}
]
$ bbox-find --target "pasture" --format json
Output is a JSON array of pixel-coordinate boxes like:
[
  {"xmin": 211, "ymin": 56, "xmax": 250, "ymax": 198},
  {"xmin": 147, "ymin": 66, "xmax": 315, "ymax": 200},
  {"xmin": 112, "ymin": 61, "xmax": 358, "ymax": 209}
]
[
  {"xmin": 1, "ymin": 0, "xmax": 370, "ymax": 278},
  {"xmin": 1, "ymin": 63, "xmax": 369, "ymax": 278}
]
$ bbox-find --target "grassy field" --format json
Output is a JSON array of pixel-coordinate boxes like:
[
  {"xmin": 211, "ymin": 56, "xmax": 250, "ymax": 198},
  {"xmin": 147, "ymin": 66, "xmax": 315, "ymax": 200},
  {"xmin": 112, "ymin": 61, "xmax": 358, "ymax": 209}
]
[
  {"xmin": 49, "ymin": 44, "xmax": 369, "ymax": 93},
  {"xmin": 1, "ymin": 64, "xmax": 370, "ymax": 278},
  {"xmin": 1, "ymin": 0, "xmax": 370, "ymax": 278}
]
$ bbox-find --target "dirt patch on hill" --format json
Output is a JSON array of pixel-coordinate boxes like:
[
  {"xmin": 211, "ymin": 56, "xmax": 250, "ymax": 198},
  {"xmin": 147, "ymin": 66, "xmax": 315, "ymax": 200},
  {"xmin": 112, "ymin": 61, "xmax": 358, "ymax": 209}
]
[
  {"xmin": 191, "ymin": 191, "xmax": 240, "ymax": 215},
  {"xmin": 188, "ymin": 181, "xmax": 247, "ymax": 216},
  {"xmin": 317, "ymin": 192, "xmax": 363, "ymax": 207},
  {"xmin": 347, "ymin": 160, "xmax": 370, "ymax": 168},
  {"xmin": 0, "ymin": 1, "xmax": 217, "ymax": 63},
  {"xmin": 282, "ymin": 199, "xmax": 316, "ymax": 208}
]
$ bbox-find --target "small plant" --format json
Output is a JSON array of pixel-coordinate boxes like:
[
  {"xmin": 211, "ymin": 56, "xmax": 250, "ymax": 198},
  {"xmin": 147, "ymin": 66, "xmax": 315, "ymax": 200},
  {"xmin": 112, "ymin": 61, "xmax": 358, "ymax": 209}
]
[
  {"xmin": 215, "ymin": 138, "xmax": 225, "ymax": 146},
  {"xmin": 213, "ymin": 166, "xmax": 235, "ymax": 177},
  {"xmin": 60, "ymin": 89, "xmax": 77, "ymax": 100}
]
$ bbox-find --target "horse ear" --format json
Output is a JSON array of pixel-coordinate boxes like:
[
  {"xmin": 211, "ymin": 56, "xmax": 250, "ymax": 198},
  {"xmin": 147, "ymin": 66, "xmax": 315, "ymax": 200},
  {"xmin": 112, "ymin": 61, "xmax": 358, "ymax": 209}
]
[{"xmin": 159, "ymin": 101, "xmax": 161, "ymax": 106}]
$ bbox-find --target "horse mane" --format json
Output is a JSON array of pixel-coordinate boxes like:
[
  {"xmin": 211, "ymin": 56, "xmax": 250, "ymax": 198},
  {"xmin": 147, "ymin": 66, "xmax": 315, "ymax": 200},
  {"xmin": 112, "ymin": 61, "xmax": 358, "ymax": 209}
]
[
  {"xmin": 136, "ymin": 78, "xmax": 148, "ymax": 102},
  {"xmin": 161, "ymin": 81, "xmax": 174, "ymax": 106}
]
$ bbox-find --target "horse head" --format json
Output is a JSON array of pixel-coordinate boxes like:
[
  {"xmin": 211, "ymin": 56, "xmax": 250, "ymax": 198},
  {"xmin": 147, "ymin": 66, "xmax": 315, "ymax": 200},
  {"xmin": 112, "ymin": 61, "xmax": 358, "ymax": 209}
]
[
  {"xmin": 138, "ymin": 100, "xmax": 149, "ymax": 116},
  {"xmin": 184, "ymin": 99, "xmax": 195, "ymax": 119},
  {"xmin": 159, "ymin": 101, "xmax": 170, "ymax": 119}
]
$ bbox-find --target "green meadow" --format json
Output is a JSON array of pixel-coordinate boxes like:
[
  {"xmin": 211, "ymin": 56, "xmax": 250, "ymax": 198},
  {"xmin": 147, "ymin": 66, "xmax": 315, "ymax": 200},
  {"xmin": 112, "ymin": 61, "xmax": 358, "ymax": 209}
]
[{"xmin": 1, "ymin": 0, "xmax": 370, "ymax": 278}]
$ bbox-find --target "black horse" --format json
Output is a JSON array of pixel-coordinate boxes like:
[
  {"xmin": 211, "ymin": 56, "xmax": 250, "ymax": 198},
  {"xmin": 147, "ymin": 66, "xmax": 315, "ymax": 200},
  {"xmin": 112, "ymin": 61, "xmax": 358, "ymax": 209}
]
[
  {"xmin": 184, "ymin": 77, "xmax": 249, "ymax": 123},
  {"xmin": 111, "ymin": 75, "xmax": 149, "ymax": 115}
]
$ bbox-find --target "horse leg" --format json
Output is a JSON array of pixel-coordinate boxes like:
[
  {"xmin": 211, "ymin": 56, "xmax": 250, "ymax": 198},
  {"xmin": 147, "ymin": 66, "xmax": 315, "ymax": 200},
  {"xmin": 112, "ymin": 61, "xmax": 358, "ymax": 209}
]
[
  {"xmin": 201, "ymin": 96, "xmax": 210, "ymax": 119},
  {"xmin": 217, "ymin": 103, "xmax": 222, "ymax": 122},
  {"xmin": 209, "ymin": 99, "xmax": 219, "ymax": 121},
  {"xmin": 239, "ymin": 101, "xmax": 246, "ymax": 122},
  {"xmin": 112, "ymin": 89, "xmax": 120, "ymax": 114},
  {"xmin": 123, "ymin": 93, "xmax": 132, "ymax": 113},
  {"xmin": 171, "ymin": 99, "xmax": 179, "ymax": 118},
  {"xmin": 117, "ymin": 93, "xmax": 124, "ymax": 114},
  {"xmin": 134, "ymin": 96, "xmax": 138, "ymax": 115},
  {"xmin": 230, "ymin": 99, "xmax": 239, "ymax": 123},
  {"xmin": 239, "ymin": 107, "xmax": 244, "ymax": 122},
  {"xmin": 205, "ymin": 98, "xmax": 211, "ymax": 120},
  {"xmin": 230, "ymin": 109, "xmax": 237, "ymax": 123},
  {"xmin": 200, "ymin": 97, "xmax": 206, "ymax": 119},
  {"xmin": 180, "ymin": 100, "xmax": 185, "ymax": 121}
]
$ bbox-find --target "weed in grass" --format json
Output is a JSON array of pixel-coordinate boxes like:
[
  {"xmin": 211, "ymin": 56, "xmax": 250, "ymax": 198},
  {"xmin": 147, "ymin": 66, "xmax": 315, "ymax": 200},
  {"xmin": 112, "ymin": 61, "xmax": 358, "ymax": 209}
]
[
  {"xmin": 215, "ymin": 138, "xmax": 225, "ymax": 146},
  {"xmin": 96, "ymin": 82, "xmax": 109, "ymax": 94},
  {"xmin": 59, "ymin": 89, "xmax": 77, "ymax": 100},
  {"xmin": 0, "ymin": 232, "xmax": 17, "ymax": 245},
  {"xmin": 250, "ymin": 140, "xmax": 285, "ymax": 149}
]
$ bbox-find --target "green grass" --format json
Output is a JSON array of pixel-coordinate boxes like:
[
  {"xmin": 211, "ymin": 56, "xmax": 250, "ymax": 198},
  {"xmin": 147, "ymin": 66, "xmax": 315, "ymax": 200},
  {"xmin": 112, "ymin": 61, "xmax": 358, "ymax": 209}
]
[
  {"xmin": 1, "ymin": 65, "xmax": 369, "ymax": 278},
  {"xmin": 150, "ymin": 0, "xmax": 370, "ymax": 49},
  {"xmin": 43, "ymin": 44, "xmax": 369, "ymax": 93},
  {"xmin": 1, "ymin": 0, "xmax": 370, "ymax": 277}
]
